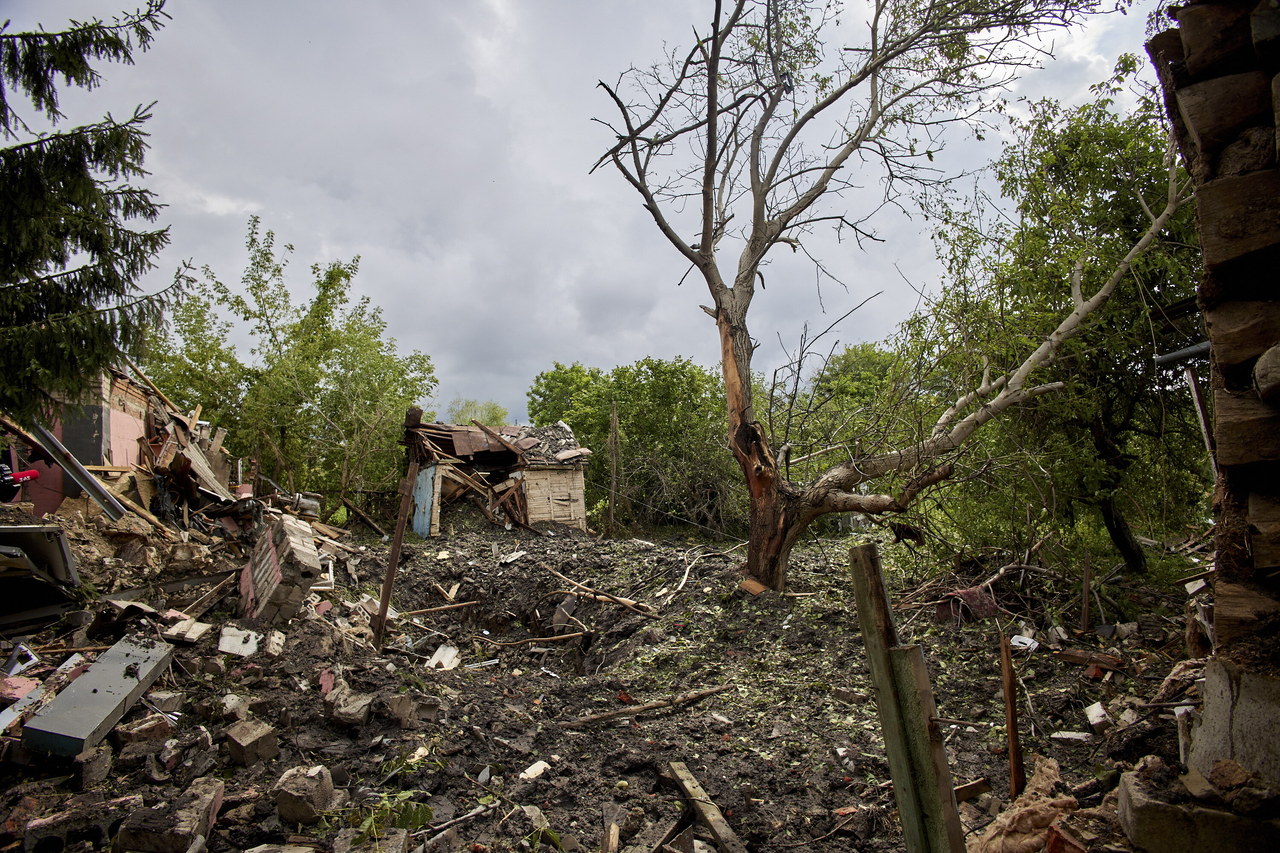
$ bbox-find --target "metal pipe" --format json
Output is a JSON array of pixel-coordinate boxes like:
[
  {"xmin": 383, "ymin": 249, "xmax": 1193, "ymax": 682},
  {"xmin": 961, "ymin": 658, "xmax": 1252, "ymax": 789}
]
[
  {"xmin": 1154, "ymin": 340, "xmax": 1210, "ymax": 366},
  {"xmin": 29, "ymin": 423, "xmax": 126, "ymax": 521}
]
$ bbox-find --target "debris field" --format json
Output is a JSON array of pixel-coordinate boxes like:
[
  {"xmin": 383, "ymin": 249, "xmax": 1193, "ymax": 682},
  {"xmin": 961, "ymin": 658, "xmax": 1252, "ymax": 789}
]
[{"xmin": 0, "ymin": 490, "xmax": 1248, "ymax": 853}]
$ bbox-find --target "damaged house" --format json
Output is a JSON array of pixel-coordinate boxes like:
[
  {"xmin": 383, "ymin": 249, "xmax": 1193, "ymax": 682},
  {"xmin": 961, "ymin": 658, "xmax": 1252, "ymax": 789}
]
[
  {"xmin": 402, "ymin": 409, "xmax": 591, "ymax": 536},
  {"xmin": 0, "ymin": 366, "xmax": 344, "ymax": 630}
]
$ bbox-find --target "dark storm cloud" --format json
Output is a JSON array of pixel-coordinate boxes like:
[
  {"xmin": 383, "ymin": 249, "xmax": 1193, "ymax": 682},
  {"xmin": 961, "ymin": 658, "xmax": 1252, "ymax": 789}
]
[{"xmin": 7, "ymin": 1, "xmax": 1146, "ymax": 421}]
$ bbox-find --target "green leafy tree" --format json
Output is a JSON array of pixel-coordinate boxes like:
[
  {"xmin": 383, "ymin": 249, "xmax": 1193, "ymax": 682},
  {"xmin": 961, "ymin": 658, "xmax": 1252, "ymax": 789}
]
[
  {"xmin": 445, "ymin": 398, "xmax": 509, "ymax": 426},
  {"xmin": 527, "ymin": 362, "xmax": 604, "ymax": 428},
  {"xmin": 146, "ymin": 217, "xmax": 437, "ymax": 506},
  {"xmin": 0, "ymin": 2, "xmax": 185, "ymax": 425},
  {"xmin": 528, "ymin": 357, "xmax": 742, "ymax": 531},
  {"xmin": 145, "ymin": 293, "xmax": 245, "ymax": 428},
  {"xmin": 909, "ymin": 68, "xmax": 1207, "ymax": 572}
]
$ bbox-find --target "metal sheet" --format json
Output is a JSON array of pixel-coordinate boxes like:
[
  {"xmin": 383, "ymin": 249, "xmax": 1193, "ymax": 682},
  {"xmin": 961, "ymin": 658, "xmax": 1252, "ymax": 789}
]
[
  {"xmin": 29, "ymin": 422, "xmax": 126, "ymax": 521},
  {"xmin": 412, "ymin": 465, "xmax": 437, "ymax": 538}
]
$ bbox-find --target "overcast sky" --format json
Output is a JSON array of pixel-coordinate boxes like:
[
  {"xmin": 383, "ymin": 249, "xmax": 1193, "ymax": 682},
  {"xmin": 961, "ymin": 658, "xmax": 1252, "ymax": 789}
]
[{"xmin": 8, "ymin": 1, "xmax": 1153, "ymax": 422}]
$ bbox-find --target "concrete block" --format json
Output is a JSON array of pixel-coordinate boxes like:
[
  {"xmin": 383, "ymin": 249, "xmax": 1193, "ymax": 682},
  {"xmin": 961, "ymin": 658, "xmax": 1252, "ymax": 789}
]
[
  {"xmin": 326, "ymin": 681, "xmax": 374, "ymax": 727},
  {"xmin": 163, "ymin": 618, "xmax": 213, "ymax": 644},
  {"xmin": 1190, "ymin": 659, "xmax": 1280, "ymax": 786},
  {"xmin": 22, "ymin": 635, "xmax": 173, "ymax": 756},
  {"xmin": 275, "ymin": 765, "xmax": 344, "ymax": 826},
  {"xmin": 147, "ymin": 690, "xmax": 186, "ymax": 714},
  {"xmin": 220, "ymin": 693, "xmax": 252, "ymax": 721},
  {"xmin": 1118, "ymin": 770, "xmax": 1280, "ymax": 851},
  {"xmin": 115, "ymin": 776, "xmax": 224, "ymax": 853},
  {"xmin": 225, "ymin": 719, "xmax": 279, "ymax": 766},
  {"xmin": 218, "ymin": 626, "xmax": 263, "ymax": 657}
]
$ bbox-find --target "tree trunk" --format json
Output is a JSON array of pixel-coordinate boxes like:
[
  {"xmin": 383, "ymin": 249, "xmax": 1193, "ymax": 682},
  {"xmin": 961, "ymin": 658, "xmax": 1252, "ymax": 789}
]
[
  {"xmin": 748, "ymin": 499, "xmax": 824, "ymax": 590},
  {"xmin": 716, "ymin": 305, "xmax": 827, "ymax": 589},
  {"xmin": 1098, "ymin": 493, "xmax": 1147, "ymax": 575}
]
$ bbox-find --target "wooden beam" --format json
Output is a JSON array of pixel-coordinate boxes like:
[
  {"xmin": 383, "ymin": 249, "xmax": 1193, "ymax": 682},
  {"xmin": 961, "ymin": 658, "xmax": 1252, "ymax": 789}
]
[
  {"xmin": 667, "ymin": 762, "xmax": 748, "ymax": 853},
  {"xmin": 1000, "ymin": 635, "xmax": 1026, "ymax": 799},
  {"xmin": 374, "ymin": 461, "xmax": 419, "ymax": 650}
]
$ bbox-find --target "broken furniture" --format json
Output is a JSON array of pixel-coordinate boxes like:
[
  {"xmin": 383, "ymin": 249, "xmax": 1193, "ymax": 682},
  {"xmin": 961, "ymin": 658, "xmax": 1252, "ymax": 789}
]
[{"xmin": 0, "ymin": 524, "xmax": 80, "ymax": 631}]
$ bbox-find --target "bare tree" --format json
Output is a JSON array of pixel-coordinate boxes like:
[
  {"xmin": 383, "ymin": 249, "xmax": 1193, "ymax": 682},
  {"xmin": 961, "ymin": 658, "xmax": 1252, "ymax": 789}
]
[{"xmin": 596, "ymin": 0, "xmax": 1190, "ymax": 589}]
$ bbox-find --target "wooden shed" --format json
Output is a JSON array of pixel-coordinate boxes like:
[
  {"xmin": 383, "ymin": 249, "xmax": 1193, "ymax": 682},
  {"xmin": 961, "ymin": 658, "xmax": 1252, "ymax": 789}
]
[{"xmin": 403, "ymin": 413, "xmax": 590, "ymax": 535}]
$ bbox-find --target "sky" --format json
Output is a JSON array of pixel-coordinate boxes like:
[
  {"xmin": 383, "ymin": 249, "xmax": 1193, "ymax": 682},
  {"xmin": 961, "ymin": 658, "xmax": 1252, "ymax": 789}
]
[{"xmin": 7, "ymin": 1, "xmax": 1154, "ymax": 423}]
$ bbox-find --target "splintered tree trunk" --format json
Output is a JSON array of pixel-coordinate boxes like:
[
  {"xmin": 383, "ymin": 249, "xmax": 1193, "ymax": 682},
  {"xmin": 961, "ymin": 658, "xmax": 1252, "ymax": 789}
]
[
  {"xmin": 748, "ymin": 498, "xmax": 824, "ymax": 590},
  {"xmin": 718, "ymin": 308, "xmax": 820, "ymax": 590}
]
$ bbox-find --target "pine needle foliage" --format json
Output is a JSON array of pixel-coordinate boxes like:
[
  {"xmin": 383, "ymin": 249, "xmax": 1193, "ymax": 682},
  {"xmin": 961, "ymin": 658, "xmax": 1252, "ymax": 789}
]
[{"xmin": 0, "ymin": 1, "xmax": 183, "ymax": 425}]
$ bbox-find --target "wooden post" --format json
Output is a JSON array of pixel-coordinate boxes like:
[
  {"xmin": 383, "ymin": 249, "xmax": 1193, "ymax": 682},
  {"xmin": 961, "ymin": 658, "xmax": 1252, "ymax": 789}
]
[
  {"xmin": 850, "ymin": 544, "xmax": 964, "ymax": 853},
  {"xmin": 1000, "ymin": 635, "xmax": 1026, "ymax": 798},
  {"xmin": 373, "ymin": 461, "xmax": 419, "ymax": 650},
  {"xmin": 1080, "ymin": 557, "xmax": 1092, "ymax": 634},
  {"xmin": 1184, "ymin": 366, "xmax": 1217, "ymax": 476},
  {"xmin": 607, "ymin": 399, "xmax": 619, "ymax": 538}
]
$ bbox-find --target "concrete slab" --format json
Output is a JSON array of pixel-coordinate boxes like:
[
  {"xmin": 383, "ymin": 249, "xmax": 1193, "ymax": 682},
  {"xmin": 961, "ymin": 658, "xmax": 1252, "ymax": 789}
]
[
  {"xmin": 1189, "ymin": 659, "xmax": 1280, "ymax": 786},
  {"xmin": 1118, "ymin": 770, "xmax": 1280, "ymax": 852},
  {"xmin": 22, "ymin": 635, "xmax": 173, "ymax": 756}
]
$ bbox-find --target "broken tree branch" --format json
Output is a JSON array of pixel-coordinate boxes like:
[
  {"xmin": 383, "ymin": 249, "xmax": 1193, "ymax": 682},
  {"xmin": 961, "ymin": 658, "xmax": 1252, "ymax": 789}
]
[
  {"xmin": 475, "ymin": 631, "xmax": 586, "ymax": 648},
  {"xmin": 558, "ymin": 685, "xmax": 733, "ymax": 729},
  {"xmin": 543, "ymin": 565, "xmax": 659, "ymax": 619}
]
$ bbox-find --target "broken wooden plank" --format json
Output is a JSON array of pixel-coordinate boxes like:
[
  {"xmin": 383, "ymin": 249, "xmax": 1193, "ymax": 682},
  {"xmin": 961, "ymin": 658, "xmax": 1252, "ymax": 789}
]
[
  {"xmin": 342, "ymin": 497, "xmax": 387, "ymax": 537},
  {"xmin": 161, "ymin": 618, "xmax": 213, "ymax": 644},
  {"xmin": 181, "ymin": 572, "xmax": 236, "ymax": 620},
  {"xmin": 23, "ymin": 635, "xmax": 173, "ymax": 756},
  {"xmin": 1000, "ymin": 635, "xmax": 1026, "ymax": 799},
  {"xmin": 891, "ymin": 643, "xmax": 965, "ymax": 848},
  {"xmin": 954, "ymin": 778, "xmax": 991, "ymax": 803},
  {"xmin": 667, "ymin": 762, "xmax": 748, "ymax": 853},
  {"xmin": 851, "ymin": 543, "xmax": 964, "ymax": 853}
]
